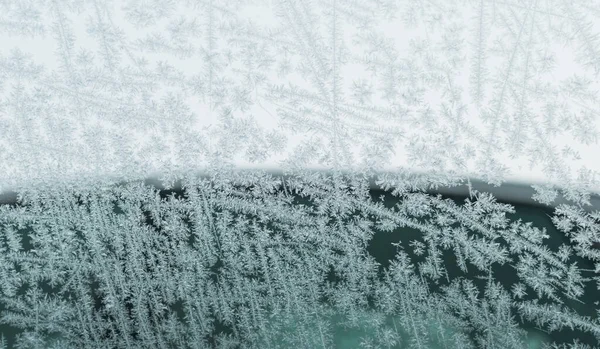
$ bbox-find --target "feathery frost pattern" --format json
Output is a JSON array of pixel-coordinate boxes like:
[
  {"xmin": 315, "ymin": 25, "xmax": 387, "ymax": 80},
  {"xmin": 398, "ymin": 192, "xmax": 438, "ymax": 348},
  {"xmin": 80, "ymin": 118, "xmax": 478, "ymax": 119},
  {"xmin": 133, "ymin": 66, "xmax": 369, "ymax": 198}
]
[{"xmin": 0, "ymin": 0, "xmax": 599, "ymax": 348}]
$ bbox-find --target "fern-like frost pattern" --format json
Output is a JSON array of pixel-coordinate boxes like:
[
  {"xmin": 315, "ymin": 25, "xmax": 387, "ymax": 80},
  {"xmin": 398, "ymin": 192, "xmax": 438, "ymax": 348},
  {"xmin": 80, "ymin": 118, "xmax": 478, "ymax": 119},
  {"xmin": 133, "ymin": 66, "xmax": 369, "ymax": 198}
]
[{"xmin": 0, "ymin": 0, "xmax": 599, "ymax": 348}]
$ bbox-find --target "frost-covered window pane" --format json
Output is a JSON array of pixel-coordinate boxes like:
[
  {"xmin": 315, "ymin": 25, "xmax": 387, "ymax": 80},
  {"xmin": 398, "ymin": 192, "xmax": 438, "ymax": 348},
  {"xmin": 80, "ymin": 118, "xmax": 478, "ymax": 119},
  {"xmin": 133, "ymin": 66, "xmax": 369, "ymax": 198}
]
[{"xmin": 0, "ymin": 1, "xmax": 599, "ymax": 348}]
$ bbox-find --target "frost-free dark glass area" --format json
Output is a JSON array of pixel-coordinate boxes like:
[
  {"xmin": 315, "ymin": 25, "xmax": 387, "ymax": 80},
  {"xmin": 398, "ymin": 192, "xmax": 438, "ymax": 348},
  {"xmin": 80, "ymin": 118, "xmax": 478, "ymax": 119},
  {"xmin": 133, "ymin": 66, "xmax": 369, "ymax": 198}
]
[{"xmin": 0, "ymin": 175, "xmax": 598, "ymax": 348}]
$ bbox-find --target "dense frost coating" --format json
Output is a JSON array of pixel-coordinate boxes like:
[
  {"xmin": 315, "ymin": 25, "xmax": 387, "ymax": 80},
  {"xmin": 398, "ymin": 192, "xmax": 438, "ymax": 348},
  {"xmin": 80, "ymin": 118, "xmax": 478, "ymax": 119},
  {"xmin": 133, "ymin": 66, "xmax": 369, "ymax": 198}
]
[
  {"xmin": 0, "ymin": 0, "xmax": 599, "ymax": 193},
  {"xmin": 0, "ymin": 170, "xmax": 598, "ymax": 348},
  {"xmin": 0, "ymin": 0, "xmax": 600, "ymax": 348}
]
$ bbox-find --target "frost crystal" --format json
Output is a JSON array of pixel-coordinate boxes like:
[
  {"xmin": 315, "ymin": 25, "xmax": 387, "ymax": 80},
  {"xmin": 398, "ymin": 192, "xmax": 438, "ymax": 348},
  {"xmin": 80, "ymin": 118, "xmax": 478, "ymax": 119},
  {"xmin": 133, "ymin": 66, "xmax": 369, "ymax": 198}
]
[{"xmin": 0, "ymin": 0, "xmax": 599, "ymax": 348}]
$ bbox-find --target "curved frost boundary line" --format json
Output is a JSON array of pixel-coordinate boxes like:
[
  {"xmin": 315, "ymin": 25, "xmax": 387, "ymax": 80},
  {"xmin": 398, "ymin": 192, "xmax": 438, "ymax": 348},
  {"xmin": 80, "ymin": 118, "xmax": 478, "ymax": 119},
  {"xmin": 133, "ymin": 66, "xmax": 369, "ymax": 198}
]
[
  {"xmin": 3, "ymin": 166, "xmax": 595, "ymax": 211},
  {"xmin": 143, "ymin": 166, "xmax": 600, "ymax": 211},
  {"xmin": 0, "ymin": 167, "xmax": 598, "ymax": 212}
]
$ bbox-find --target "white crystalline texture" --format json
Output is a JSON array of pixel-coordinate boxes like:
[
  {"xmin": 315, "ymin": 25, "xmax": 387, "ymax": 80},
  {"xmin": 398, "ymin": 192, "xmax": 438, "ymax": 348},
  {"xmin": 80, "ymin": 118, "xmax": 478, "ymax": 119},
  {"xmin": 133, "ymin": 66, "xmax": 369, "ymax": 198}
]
[{"xmin": 0, "ymin": 0, "xmax": 598, "ymax": 348}]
